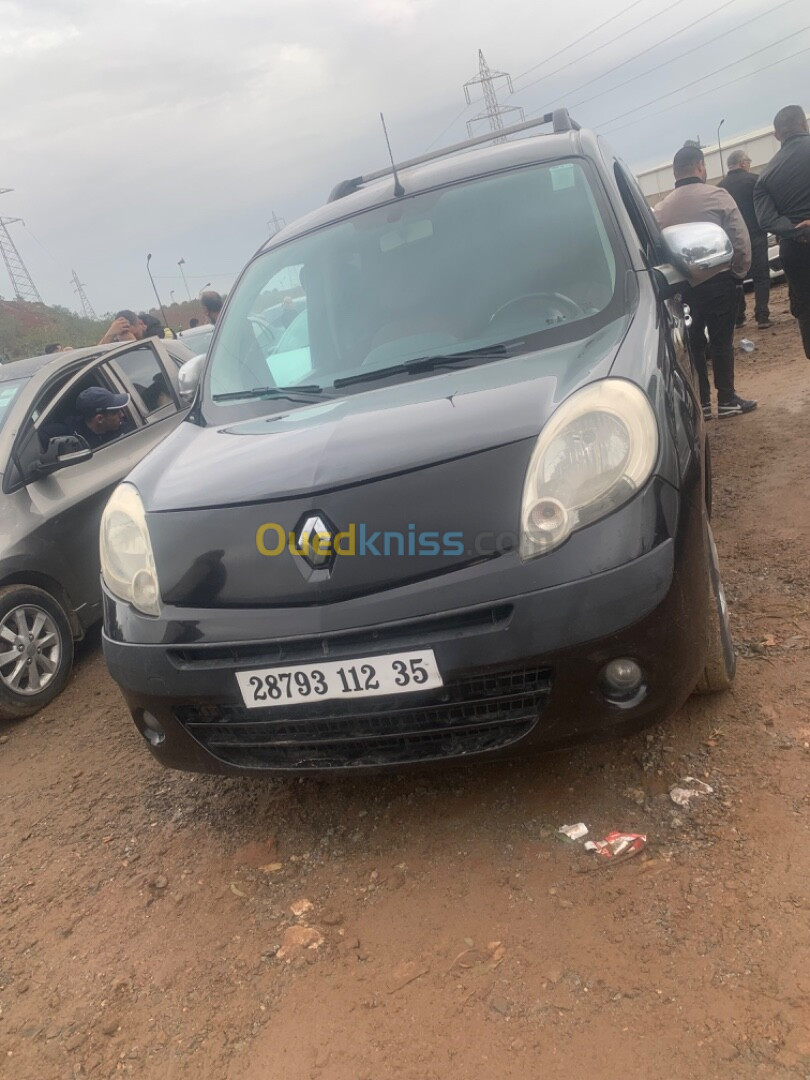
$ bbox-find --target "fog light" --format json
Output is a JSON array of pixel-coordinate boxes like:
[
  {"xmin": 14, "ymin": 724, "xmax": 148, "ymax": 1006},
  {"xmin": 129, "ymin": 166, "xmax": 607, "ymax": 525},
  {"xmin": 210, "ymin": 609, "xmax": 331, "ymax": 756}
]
[
  {"xmin": 602, "ymin": 658, "xmax": 643, "ymax": 696},
  {"xmin": 140, "ymin": 710, "xmax": 166, "ymax": 747}
]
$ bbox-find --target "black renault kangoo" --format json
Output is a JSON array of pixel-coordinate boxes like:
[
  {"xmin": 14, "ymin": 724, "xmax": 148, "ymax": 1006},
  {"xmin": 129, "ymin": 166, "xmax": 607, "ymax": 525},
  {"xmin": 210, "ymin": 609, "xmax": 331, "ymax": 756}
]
[{"xmin": 102, "ymin": 111, "xmax": 737, "ymax": 774}]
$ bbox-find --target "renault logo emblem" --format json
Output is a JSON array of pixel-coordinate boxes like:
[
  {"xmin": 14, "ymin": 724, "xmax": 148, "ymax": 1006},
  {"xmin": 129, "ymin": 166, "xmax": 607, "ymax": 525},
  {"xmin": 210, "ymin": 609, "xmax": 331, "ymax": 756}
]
[{"xmin": 295, "ymin": 513, "xmax": 335, "ymax": 570}]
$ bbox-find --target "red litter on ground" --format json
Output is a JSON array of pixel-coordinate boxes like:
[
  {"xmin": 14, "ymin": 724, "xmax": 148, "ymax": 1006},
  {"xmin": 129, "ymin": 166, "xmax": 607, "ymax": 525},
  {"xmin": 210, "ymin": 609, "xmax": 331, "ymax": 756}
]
[{"xmin": 584, "ymin": 832, "xmax": 647, "ymax": 861}]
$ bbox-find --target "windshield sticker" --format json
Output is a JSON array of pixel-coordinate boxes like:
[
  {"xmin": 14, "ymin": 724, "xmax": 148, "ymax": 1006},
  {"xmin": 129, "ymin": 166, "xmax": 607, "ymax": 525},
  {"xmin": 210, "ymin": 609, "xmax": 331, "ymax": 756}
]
[{"xmin": 550, "ymin": 164, "xmax": 576, "ymax": 191}]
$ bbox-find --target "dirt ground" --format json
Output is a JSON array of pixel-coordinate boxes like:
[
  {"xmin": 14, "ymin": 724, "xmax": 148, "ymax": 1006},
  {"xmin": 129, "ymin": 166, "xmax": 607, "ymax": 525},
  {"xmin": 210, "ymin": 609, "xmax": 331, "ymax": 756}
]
[{"xmin": 2, "ymin": 282, "xmax": 810, "ymax": 1080}]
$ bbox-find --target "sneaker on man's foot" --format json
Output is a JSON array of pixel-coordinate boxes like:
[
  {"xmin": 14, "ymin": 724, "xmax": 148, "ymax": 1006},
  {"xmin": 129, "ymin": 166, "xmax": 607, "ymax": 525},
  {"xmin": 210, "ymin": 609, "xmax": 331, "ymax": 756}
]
[
  {"xmin": 756, "ymin": 319, "xmax": 773, "ymax": 329},
  {"xmin": 702, "ymin": 403, "xmax": 713, "ymax": 420},
  {"xmin": 718, "ymin": 395, "xmax": 757, "ymax": 418}
]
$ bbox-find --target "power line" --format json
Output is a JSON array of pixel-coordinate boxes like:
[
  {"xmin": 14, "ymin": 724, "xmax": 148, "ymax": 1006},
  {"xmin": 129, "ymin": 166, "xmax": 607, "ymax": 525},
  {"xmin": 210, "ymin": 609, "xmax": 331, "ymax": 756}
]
[
  {"xmin": 511, "ymin": 0, "xmax": 691, "ymax": 97},
  {"xmin": 601, "ymin": 43, "xmax": 810, "ymax": 136},
  {"xmin": 559, "ymin": 0, "xmax": 796, "ymax": 114},
  {"xmin": 511, "ymin": 0, "xmax": 647, "ymax": 84},
  {"xmin": 594, "ymin": 26, "xmax": 808, "ymax": 129},
  {"xmin": 543, "ymin": 0, "xmax": 741, "ymax": 110},
  {"xmin": 424, "ymin": 102, "xmax": 474, "ymax": 152}
]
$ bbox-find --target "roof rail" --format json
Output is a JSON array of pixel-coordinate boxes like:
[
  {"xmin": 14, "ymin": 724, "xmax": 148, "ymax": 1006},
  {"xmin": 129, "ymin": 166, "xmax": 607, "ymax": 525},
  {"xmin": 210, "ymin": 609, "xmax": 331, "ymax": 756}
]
[{"xmin": 327, "ymin": 109, "xmax": 580, "ymax": 202}]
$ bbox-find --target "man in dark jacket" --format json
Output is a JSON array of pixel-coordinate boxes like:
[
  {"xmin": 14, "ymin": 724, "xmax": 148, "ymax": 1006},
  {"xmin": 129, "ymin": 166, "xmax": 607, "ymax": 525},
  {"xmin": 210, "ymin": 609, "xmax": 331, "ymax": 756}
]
[
  {"xmin": 719, "ymin": 149, "xmax": 771, "ymax": 328},
  {"xmin": 41, "ymin": 387, "xmax": 133, "ymax": 451},
  {"xmin": 754, "ymin": 105, "xmax": 810, "ymax": 358}
]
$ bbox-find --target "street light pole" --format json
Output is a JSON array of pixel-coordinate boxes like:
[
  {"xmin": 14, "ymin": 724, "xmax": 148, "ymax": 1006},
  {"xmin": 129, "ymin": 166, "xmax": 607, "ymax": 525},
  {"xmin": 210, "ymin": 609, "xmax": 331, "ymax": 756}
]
[
  {"xmin": 146, "ymin": 254, "xmax": 170, "ymax": 328},
  {"xmin": 717, "ymin": 118, "xmax": 726, "ymax": 177},
  {"xmin": 178, "ymin": 258, "xmax": 191, "ymax": 300}
]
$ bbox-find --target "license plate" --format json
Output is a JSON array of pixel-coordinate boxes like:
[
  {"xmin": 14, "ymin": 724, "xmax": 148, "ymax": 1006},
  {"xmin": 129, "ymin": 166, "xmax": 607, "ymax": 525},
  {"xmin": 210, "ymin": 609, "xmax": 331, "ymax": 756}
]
[{"xmin": 235, "ymin": 650, "xmax": 443, "ymax": 709}]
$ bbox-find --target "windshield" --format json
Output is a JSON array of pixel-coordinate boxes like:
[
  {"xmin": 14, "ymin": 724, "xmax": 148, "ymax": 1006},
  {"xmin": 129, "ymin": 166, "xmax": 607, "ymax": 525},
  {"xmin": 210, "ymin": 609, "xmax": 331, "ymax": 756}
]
[
  {"xmin": 0, "ymin": 378, "xmax": 28, "ymax": 435},
  {"xmin": 206, "ymin": 159, "xmax": 624, "ymax": 411}
]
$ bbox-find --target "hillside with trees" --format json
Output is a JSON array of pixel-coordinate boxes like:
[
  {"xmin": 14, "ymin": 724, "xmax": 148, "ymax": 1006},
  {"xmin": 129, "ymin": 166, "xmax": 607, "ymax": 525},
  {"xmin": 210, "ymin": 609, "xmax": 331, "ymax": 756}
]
[{"xmin": 0, "ymin": 299, "xmax": 204, "ymax": 363}]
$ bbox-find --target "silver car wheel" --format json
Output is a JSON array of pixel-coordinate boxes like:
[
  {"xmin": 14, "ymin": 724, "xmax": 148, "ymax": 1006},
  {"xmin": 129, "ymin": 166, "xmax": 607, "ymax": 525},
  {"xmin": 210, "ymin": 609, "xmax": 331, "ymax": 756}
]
[{"xmin": 0, "ymin": 604, "xmax": 62, "ymax": 695}]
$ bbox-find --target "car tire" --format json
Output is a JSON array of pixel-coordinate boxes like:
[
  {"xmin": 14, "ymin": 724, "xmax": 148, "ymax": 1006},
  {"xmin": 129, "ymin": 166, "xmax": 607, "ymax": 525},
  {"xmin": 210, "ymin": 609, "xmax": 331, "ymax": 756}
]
[
  {"xmin": 694, "ymin": 522, "xmax": 736, "ymax": 694},
  {"xmin": 0, "ymin": 585, "xmax": 74, "ymax": 720}
]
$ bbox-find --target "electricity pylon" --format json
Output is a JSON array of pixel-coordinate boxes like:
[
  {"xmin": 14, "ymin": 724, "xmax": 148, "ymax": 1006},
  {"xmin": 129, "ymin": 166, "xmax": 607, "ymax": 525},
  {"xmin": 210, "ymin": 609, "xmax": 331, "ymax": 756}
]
[
  {"xmin": 0, "ymin": 189, "xmax": 42, "ymax": 303},
  {"xmin": 71, "ymin": 269, "xmax": 96, "ymax": 320},
  {"xmin": 464, "ymin": 51, "xmax": 524, "ymax": 144}
]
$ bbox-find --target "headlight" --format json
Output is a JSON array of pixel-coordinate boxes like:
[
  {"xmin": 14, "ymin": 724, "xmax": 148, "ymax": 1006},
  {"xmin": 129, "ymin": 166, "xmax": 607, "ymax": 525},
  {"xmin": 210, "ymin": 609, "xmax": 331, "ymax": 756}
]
[
  {"xmin": 100, "ymin": 483, "xmax": 161, "ymax": 616},
  {"xmin": 520, "ymin": 379, "xmax": 658, "ymax": 560}
]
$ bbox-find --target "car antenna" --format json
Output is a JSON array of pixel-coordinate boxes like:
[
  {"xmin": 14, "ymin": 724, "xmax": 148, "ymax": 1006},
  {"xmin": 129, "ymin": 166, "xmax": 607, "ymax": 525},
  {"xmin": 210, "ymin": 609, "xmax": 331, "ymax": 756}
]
[{"xmin": 380, "ymin": 112, "xmax": 405, "ymax": 197}]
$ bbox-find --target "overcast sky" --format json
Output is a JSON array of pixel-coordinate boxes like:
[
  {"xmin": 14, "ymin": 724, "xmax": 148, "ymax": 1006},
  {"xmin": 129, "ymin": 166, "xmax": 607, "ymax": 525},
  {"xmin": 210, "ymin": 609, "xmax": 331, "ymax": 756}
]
[{"xmin": 2, "ymin": 0, "xmax": 807, "ymax": 316}]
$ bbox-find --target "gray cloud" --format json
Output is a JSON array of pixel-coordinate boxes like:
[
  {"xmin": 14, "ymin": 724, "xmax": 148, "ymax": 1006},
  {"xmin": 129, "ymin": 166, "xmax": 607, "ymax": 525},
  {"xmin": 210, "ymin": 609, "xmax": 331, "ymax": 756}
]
[{"xmin": 1, "ymin": 0, "xmax": 806, "ymax": 314}]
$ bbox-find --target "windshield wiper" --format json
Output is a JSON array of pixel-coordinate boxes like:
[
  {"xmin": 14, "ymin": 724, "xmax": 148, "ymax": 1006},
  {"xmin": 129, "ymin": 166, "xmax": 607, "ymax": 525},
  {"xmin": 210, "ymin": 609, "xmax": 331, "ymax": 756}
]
[
  {"xmin": 212, "ymin": 384, "xmax": 329, "ymax": 403},
  {"xmin": 333, "ymin": 345, "xmax": 511, "ymax": 389}
]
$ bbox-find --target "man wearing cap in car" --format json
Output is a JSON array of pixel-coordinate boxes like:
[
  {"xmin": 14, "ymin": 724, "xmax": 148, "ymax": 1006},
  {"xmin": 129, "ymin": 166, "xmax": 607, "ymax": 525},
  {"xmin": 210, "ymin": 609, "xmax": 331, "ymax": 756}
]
[{"xmin": 42, "ymin": 387, "xmax": 133, "ymax": 451}]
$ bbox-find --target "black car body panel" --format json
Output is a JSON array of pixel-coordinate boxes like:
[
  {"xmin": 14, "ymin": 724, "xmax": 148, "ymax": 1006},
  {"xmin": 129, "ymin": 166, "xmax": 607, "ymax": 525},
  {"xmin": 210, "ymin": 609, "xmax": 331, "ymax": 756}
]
[{"xmin": 102, "ymin": 122, "xmax": 723, "ymax": 774}]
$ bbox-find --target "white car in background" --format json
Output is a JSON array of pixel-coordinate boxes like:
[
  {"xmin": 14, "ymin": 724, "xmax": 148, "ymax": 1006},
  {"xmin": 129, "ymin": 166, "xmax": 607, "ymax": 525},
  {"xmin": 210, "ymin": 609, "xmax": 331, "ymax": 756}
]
[
  {"xmin": 744, "ymin": 234, "xmax": 785, "ymax": 288},
  {"xmin": 765, "ymin": 237, "xmax": 785, "ymax": 283},
  {"xmin": 177, "ymin": 323, "xmax": 215, "ymax": 355}
]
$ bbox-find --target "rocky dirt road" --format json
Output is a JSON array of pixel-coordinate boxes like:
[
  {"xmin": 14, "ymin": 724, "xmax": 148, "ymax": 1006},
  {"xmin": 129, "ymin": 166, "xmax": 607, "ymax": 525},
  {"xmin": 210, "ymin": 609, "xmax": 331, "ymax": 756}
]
[{"xmin": 2, "ymin": 283, "xmax": 809, "ymax": 1079}]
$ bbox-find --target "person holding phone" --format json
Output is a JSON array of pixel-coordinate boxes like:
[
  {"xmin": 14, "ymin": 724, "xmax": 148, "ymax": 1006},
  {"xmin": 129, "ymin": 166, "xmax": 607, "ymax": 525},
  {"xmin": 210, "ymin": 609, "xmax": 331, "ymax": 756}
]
[{"xmin": 98, "ymin": 310, "xmax": 146, "ymax": 344}]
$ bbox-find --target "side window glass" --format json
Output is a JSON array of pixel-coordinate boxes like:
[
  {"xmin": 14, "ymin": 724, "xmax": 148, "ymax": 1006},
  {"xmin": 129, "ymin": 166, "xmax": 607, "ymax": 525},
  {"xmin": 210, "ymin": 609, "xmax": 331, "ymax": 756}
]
[
  {"xmin": 111, "ymin": 346, "xmax": 175, "ymax": 415},
  {"xmin": 37, "ymin": 369, "xmax": 136, "ymax": 451},
  {"xmin": 30, "ymin": 366, "xmax": 84, "ymax": 423},
  {"xmin": 614, "ymin": 161, "xmax": 664, "ymax": 265}
]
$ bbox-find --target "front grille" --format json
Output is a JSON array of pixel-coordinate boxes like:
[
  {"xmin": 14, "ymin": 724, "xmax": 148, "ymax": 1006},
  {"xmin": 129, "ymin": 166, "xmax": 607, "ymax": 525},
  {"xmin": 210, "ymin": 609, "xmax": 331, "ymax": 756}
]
[
  {"xmin": 167, "ymin": 605, "xmax": 513, "ymax": 669},
  {"xmin": 174, "ymin": 665, "xmax": 552, "ymax": 769}
]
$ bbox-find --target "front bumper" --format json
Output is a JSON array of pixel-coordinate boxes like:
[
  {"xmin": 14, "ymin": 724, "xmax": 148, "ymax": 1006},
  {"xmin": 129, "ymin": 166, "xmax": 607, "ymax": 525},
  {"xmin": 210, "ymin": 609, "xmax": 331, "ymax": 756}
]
[{"xmin": 103, "ymin": 486, "xmax": 708, "ymax": 774}]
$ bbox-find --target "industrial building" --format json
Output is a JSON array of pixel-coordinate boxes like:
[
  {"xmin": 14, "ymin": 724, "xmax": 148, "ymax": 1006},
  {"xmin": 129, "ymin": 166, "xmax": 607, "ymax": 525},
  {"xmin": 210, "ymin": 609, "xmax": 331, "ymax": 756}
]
[{"xmin": 634, "ymin": 109, "xmax": 809, "ymax": 206}]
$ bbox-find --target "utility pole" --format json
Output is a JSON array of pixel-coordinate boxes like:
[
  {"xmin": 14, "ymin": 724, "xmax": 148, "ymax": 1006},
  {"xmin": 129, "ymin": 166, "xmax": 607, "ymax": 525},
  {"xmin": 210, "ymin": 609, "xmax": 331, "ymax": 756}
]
[
  {"xmin": 267, "ymin": 211, "xmax": 286, "ymax": 237},
  {"xmin": 70, "ymin": 269, "xmax": 96, "ymax": 320},
  {"xmin": 0, "ymin": 189, "xmax": 43, "ymax": 303},
  {"xmin": 464, "ymin": 51, "xmax": 524, "ymax": 144},
  {"xmin": 177, "ymin": 257, "xmax": 191, "ymax": 300}
]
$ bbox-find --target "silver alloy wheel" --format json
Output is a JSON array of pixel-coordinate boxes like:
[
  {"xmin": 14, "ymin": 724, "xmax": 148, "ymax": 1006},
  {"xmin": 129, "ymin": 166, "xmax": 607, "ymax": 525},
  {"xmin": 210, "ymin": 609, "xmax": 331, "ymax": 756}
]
[
  {"xmin": 0, "ymin": 604, "xmax": 61, "ymax": 696},
  {"xmin": 708, "ymin": 524, "xmax": 733, "ymax": 641}
]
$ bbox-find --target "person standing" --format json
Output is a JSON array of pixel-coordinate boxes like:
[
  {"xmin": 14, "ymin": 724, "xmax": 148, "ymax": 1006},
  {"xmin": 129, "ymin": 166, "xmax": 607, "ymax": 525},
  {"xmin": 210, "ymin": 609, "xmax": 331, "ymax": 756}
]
[
  {"xmin": 754, "ymin": 105, "xmax": 810, "ymax": 358},
  {"xmin": 654, "ymin": 144, "xmax": 755, "ymax": 419},
  {"xmin": 200, "ymin": 290, "xmax": 223, "ymax": 325},
  {"xmin": 719, "ymin": 149, "xmax": 772, "ymax": 328}
]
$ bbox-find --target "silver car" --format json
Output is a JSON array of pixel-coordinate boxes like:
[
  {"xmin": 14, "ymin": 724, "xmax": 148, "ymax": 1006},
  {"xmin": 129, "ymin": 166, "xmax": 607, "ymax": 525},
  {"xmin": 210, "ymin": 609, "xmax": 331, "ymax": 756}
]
[{"xmin": 0, "ymin": 337, "xmax": 197, "ymax": 719}]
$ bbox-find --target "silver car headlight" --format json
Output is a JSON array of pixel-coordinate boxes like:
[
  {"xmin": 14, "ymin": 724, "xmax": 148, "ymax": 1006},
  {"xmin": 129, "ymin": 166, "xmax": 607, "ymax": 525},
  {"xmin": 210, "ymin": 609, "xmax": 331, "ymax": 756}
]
[
  {"xmin": 520, "ymin": 379, "xmax": 659, "ymax": 560},
  {"xmin": 100, "ymin": 483, "xmax": 161, "ymax": 616}
]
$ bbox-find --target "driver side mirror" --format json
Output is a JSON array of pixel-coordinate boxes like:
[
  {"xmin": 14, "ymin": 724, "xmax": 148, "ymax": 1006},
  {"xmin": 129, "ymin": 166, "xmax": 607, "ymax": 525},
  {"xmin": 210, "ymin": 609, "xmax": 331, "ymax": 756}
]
[
  {"xmin": 654, "ymin": 222, "xmax": 734, "ymax": 294},
  {"xmin": 30, "ymin": 434, "xmax": 92, "ymax": 479},
  {"xmin": 178, "ymin": 353, "xmax": 205, "ymax": 403}
]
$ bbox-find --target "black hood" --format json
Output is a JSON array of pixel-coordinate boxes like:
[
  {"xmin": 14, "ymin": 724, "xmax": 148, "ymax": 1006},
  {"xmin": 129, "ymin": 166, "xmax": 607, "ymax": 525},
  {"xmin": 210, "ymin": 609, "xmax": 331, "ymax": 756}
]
[{"xmin": 129, "ymin": 319, "xmax": 629, "ymax": 607}]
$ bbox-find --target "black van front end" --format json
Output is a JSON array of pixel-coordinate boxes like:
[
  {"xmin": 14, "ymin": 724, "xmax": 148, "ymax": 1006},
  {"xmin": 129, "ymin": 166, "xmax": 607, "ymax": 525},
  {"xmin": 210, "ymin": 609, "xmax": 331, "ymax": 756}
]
[
  {"xmin": 101, "ymin": 124, "xmax": 736, "ymax": 776},
  {"xmin": 102, "ymin": 465, "xmax": 710, "ymax": 775}
]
